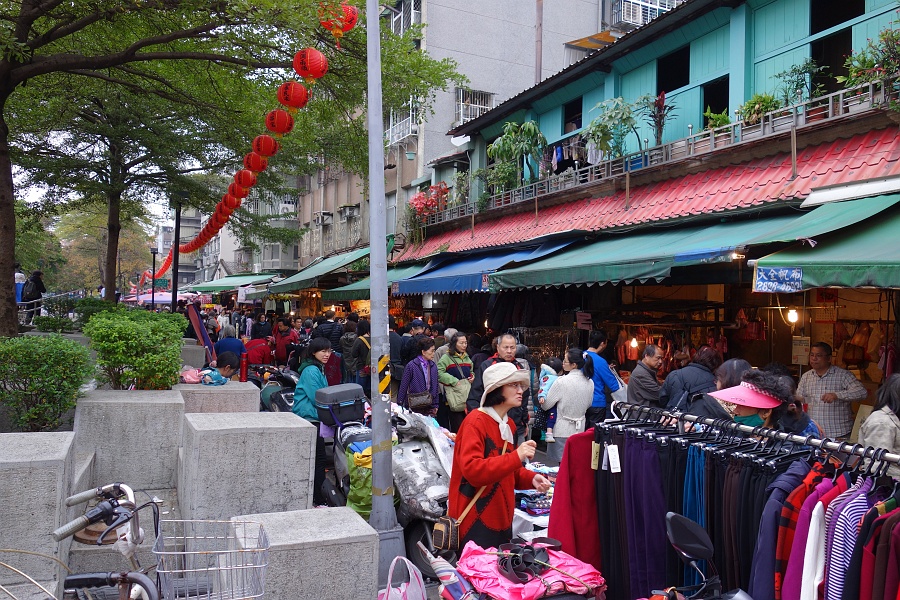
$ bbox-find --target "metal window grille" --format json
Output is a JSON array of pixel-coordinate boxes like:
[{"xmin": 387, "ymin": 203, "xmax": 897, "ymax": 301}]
[
  {"xmin": 386, "ymin": 96, "xmax": 419, "ymax": 145},
  {"xmin": 455, "ymin": 89, "xmax": 495, "ymax": 124},
  {"xmin": 612, "ymin": 0, "xmax": 681, "ymax": 27},
  {"xmin": 388, "ymin": 0, "xmax": 422, "ymax": 35}
]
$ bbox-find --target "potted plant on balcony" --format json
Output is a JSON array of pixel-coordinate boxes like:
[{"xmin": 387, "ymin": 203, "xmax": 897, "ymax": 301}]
[
  {"xmin": 584, "ymin": 96, "xmax": 638, "ymax": 160},
  {"xmin": 776, "ymin": 58, "xmax": 830, "ymax": 121},
  {"xmin": 636, "ymin": 91, "xmax": 677, "ymax": 147},
  {"xmin": 738, "ymin": 92, "xmax": 781, "ymax": 139},
  {"xmin": 703, "ymin": 106, "xmax": 732, "ymax": 149},
  {"xmin": 487, "ymin": 120, "xmax": 547, "ymax": 185}
]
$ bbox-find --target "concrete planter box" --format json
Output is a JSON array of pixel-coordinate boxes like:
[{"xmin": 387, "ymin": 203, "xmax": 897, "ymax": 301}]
[{"xmin": 174, "ymin": 382, "xmax": 260, "ymax": 414}]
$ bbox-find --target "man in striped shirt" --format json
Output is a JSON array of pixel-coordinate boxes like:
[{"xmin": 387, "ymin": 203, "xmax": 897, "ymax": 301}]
[{"xmin": 797, "ymin": 341, "xmax": 867, "ymax": 439}]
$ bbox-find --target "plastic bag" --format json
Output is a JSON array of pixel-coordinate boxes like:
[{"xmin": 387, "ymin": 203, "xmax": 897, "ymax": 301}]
[
  {"xmin": 377, "ymin": 556, "xmax": 427, "ymax": 600},
  {"xmin": 346, "ymin": 446, "xmax": 373, "ymax": 519}
]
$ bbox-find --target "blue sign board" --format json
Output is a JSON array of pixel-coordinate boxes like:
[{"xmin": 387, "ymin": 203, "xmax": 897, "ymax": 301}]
[{"xmin": 753, "ymin": 266, "xmax": 804, "ymax": 293}]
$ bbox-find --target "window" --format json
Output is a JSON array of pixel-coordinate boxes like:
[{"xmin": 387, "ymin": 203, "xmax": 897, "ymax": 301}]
[
  {"xmin": 386, "ymin": 192, "xmax": 397, "ymax": 235},
  {"xmin": 812, "ymin": 30, "xmax": 852, "ymax": 94},
  {"xmin": 810, "ymin": 0, "xmax": 864, "ymax": 35},
  {"xmin": 563, "ymin": 98, "xmax": 583, "ymax": 133},
  {"xmin": 385, "ymin": 0, "xmax": 421, "ymax": 36},
  {"xmin": 657, "ymin": 46, "xmax": 690, "ymax": 93},
  {"xmin": 702, "ymin": 76, "xmax": 730, "ymax": 121},
  {"xmin": 456, "ymin": 89, "xmax": 495, "ymax": 124}
]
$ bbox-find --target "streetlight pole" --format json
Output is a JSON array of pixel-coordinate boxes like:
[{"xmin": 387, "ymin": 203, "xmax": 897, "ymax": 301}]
[
  {"xmin": 150, "ymin": 247, "xmax": 158, "ymax": 311},
  {"xmin": 171, "ymin": 193, "xmax": 187, "ymax": 313},
  {"xmin": 366, "ymin": 0, "xmax": 404, "ymax": 584}
]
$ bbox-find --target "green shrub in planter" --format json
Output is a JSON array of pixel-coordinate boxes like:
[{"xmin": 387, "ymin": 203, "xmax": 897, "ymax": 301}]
[
  {"xmin": 0, "ymin": 335, "xmax": 92, "ymax": 432},
  {"xmin": 84, "ymin": 310, "xmax": 187, "ymax": 390},
  {"xmin": 75, "ymin": 297, "xmax": 120, "ymax": 328},
  {"xmin": 32, "ymin": 315, "xmax": 75, "ymax": 333}
]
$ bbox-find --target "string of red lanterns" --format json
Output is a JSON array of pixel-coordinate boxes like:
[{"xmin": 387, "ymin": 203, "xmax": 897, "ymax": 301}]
[{"xmin": 140, "ymin": 3, "xmax": 356, "ymax": 291}]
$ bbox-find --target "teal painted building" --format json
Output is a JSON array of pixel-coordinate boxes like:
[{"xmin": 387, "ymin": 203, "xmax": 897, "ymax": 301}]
[{"xmin": 453, "ymin": 0, "xmax": 898, "ymax": 156}]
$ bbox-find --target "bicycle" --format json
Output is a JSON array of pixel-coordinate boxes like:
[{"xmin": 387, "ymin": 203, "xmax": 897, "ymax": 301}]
[{"xmin": 5, "ymin": 482, "xmax": 269, "ymax": 600}]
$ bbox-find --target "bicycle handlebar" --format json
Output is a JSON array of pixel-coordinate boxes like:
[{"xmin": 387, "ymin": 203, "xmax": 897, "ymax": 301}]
[
  {"xmin": 52, "ymin": 516, "xmax": 91, "ymax": 542},
  {"xmin": 65, "ymin": 487, "xmax": 104, "ymax": 507},
  {"xmin": 64, "ymin": 572, "xmax": 159, "ymax": 600}
]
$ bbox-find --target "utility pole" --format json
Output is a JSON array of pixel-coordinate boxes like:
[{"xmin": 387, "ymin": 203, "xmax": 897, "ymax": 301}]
[
  {"xmin": 366, "ymin": 0, "xmax": 404, "ymax": 584},
  {"xmin": 171, "ymin": 192, "xmax": 187, "ymax": 313},
  {"xmin": 535, "ymin": 0, "xmax": 544, "ymax": 85}
]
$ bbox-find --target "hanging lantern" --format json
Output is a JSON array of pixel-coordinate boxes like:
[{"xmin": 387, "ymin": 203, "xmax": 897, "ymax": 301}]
[
  {"xmin": 227, "ymin": 184, "xmax": 248, "ymax": 201},
  {"xmin": 234, "ymin": 169, "xmax": 258, "ymax": 189},
  {"xmin": 293, "ymin": 48, "xmax": 328, "ymax": 82},
  {"xmin": 179, "ymin": 241, "xmax": 194, "ymax": 254},
  {"xmin": 277, "ymin": 81, "xmax": 310, "ymax": 112},
  {"xmin": 319, "ymin": 3, "xmax": 358, "ymax": 48},
  {"xmin": 244, "ymin": 152, "xmax": 269, "ymax": 173},
  {"xmin": 265, "ymin": 109, "xmax": 294, "ymax": 136},
  {"xmin": 252, "ymin": 135, "xmax": 280, "ymax": 157},
  {"xmin": 215, "ymin": 204, "xmax": 232, "ymax": 220}
]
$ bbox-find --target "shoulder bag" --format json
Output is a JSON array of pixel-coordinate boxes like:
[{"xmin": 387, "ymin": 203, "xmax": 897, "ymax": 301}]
[
  {"xmin": 444, "ymin": 355, "xmax": 471, "ymax": 413},
  {"xmin": 407, "ymin": 359, "xmax": 434, "ymax": 414},
  {"xmin": 359, "ymin": 336, "xmax": 372, "ymax": 375},
  {"xmin": 433, "ymin": 441, "xmax": 508, "ymax": 552}
]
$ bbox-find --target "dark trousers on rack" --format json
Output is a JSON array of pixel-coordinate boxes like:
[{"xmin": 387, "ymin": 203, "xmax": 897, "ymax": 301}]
[
  {"xmin": 624, "ymin": 433, "xmax": 668, "ymax": 597},
  {"xmin": 595, "ymin": 427, "xmax": 631, "ymax": 600},
  {"xmin": 657, "ymin": 440, "xmax": 688, "ymax": 587}
]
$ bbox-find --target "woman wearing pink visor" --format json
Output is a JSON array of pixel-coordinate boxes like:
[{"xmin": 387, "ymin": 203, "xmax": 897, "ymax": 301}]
[{"xmin": 708, "ymin": 370, "xmax": 790, "ymax": 429}]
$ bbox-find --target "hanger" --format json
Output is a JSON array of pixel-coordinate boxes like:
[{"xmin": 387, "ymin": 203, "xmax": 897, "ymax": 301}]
[{"xmin": 831, "ymin": 443, "xmax": 864, "ymax": 484}]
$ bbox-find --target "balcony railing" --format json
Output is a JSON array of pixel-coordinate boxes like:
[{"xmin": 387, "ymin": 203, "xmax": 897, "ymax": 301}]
[{"xmin": 424, "ymin": 78, "xmax": 899, "ymax": 227}]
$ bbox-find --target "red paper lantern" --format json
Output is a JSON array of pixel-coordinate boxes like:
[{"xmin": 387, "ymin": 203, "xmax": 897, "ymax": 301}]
[
  {"xmin": 252, "ymin": 135, "xmax": 280, "ymax": 157},
  {"xmin": 227, "ymin": 184, "xmax": 248, "ymax": 201},
  {"xmin": 265, "ymin": 109, "xmax": 294, "ymax": 136},
  {"xmin": 277, "ymin": 82, "xmax": 310, "ymax": 111},
  {"xmin": 179, "ymin": 241, "xmax": 194, "ymax": 254},
  {"xmin": 319, "ymin": 3, "xmax": 358, "ymax": 47},
  {"xmin": 293, "ymin": 48, "xmax": 328, "ymax": 81},
  {"xmin": 234, "ymin": 169, "xmax": 258, "ymax": 189},
  {"xmin": 244, "ymin": 152, "xmax": 269, "ymax": 173},
  {"xmin": 215, "ymin": 204, "xmax": 232, "ymax": 220}
]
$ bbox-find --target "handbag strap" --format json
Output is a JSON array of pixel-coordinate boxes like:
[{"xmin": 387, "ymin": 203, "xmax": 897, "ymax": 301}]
[
  {"xmin": 360, "ymin": 336, "xmax": 371, "ymax": 349},
  {"xmin": 457, "ymin": 441, "xmax": 507, "ymax": 522}
]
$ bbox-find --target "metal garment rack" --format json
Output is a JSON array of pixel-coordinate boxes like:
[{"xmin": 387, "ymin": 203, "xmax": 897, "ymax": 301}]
[{"xmin": 616, "ymin": 402, "xmax": 900, "ymax": 466}]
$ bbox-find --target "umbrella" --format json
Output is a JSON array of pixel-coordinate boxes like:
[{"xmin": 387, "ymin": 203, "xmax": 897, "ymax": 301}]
[{"xmin": 416, "ymin": 542, "xmax": 476, "ymax": 600}]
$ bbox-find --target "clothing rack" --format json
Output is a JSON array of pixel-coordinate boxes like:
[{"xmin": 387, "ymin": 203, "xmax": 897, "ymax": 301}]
[{"xmin": 617, "ymin": 401, "xmax": 900, "ymax": 465}]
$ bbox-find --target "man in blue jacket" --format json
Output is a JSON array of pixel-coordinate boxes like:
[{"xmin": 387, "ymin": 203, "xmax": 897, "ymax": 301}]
[{"xmin": 584, "ymin": 329, "xmax": 622, "ymax": 425}]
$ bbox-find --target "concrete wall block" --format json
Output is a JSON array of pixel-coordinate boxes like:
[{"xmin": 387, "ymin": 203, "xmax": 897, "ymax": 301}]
[
  {"xmin": 0, "ymin": 433, "xmax": 74, "ymax": 589},
  {"xmin": 174, "ymin": 382, "xmax": 260, "ymax": 414},
  {"xmin": 179, "ymin": 413, "xmax": 315, "ymax": 520},
  {"xmin": 231, "ymin": 508, "xmax": 378, "ymax": 600},
  {"xmin": 180, "ymin": 342, "xmax": 207, "ymax": 368},
  {"xmin": 74, "ymin": 390, "xmax": 184, "ymax": 489}
]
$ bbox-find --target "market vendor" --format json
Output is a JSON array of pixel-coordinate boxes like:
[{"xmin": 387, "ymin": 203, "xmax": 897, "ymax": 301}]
[{"xmin": 448, "ymin": 362, "xmax": 552, "ymax": 550}]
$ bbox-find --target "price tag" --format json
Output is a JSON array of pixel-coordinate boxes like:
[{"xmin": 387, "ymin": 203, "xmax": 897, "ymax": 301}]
[
  {"xmin": 608, "ymin": 444, "xmax": 622, "ymax": 473},
  {"xmin": 601, "ymin": 443, "xmax": 609, "ymax": 471},
  {"xmin": 591, "ymin": 441, "xmax": 601, "ymax": 470}
]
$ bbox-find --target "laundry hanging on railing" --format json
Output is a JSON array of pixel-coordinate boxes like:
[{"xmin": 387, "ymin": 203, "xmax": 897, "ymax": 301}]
[{"xmin": 547, "ymin": 403, "xmax": 900, "ymax": 600}]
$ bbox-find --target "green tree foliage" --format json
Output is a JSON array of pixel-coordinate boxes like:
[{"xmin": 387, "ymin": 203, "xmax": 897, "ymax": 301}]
[
  {"xmin": 0, "ymin": 3, "xmax": 463, "ymax": 337},
  {"xmin": 14, "ymin": 201, "xmax": 64, "ymax": 279},
  {"xmin": 487, "ymin": 121, "xmax": 547, "ymax": 182},
  {"xmin": 84, "ymin": 309, "xmax": 188, "ymax": 390},
  {"xmin": 0, "ymin": 335, "xmax": 92, "ymax": 432}
]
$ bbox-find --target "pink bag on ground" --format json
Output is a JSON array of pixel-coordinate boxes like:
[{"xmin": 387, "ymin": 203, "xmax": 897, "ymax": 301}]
[
  {"xmin": 455, "ymin": 540, "xmax": 607, "ymax": 600},
  {"xmin": 377, "ymin": 555, "xmax": 427, "ymax": 600}
]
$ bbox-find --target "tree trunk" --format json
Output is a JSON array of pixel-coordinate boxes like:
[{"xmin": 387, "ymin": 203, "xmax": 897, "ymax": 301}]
[
  {"xmin": 0, "ymin": 99, "xmax": 18, "ymax": 337},
  {"xmin": 103, "ymin": 192, "xmax": 122, "ymax": 303}
]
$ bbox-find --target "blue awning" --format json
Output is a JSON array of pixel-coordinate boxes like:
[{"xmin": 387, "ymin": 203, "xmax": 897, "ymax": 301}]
[{"xmin": 395, "ymin": 241, "xmax": 573, "ymax": 295}]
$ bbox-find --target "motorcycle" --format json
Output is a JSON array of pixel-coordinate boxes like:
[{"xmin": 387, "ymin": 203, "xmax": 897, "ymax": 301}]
[
  {"xmin": 247, "ymin": 365, "xmax": 298, "ymax": 413},
  {"xmin": 324, "ymin": 407, "xmax": 456, "ymax": 580},
  {"xmin": 655, "ymin": 512, "xmax": 753, "ymax": 600}
]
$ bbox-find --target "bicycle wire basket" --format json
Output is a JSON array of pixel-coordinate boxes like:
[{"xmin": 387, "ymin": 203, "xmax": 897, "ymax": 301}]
[{"xmin": 152, "ymin": 520, "xmax": 269, "ymax": 600}]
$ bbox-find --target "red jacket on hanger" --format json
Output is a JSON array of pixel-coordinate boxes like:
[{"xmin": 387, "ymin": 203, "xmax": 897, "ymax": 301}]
[{"xmin": 548, "ymin": 429, "xmax": 602, "ymax": 571}]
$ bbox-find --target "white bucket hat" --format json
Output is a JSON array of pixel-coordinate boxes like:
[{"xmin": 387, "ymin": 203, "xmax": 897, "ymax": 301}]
[{"xmin": 480, "ymin": 361, "xmax": 530, "ymax": 406}]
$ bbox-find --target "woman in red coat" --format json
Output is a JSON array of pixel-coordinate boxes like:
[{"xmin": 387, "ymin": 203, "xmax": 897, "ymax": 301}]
[{"xmin": 448, "ymin": 362, "xmax": 552, "ymax": 549}]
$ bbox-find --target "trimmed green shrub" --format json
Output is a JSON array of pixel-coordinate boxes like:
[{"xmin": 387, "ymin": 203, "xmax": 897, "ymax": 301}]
[
  {"xmin": 32, "ymin": 315, "xmax": 75, "ymax": 333},
  {"xmin": 0, "ymin": 335, "xmax": 92, "ymax": 432},
  {"xmin": 84, "ymin": 310, "xmax": 187, "ymax": 390},
  {"xmin": 43, "ymin": 295, "xmax": 76, "ymax": 318},
  {"xmin": 74, "ymin": 297, "xmax": 120, "ymax": 328}
]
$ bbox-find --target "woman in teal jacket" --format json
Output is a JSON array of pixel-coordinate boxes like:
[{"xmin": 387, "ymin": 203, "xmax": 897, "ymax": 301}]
[{"xmin": 293, "ymin": 336, "xmax": 332, "ymax": 506}]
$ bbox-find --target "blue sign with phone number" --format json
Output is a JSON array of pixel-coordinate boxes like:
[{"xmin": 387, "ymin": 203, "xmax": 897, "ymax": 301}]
[{"xmin": 753, "ymin": 266, "xmax": 804, "ymax": 293}]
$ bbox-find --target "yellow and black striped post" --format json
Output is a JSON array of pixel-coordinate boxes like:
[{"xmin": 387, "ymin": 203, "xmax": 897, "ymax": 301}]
[{"xmin": 377, "ymin": 355, "xmax": 391, "ymax": 397}]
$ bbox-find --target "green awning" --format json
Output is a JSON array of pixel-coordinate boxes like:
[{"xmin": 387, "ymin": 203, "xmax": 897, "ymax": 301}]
[
  {"xmin": 489, "ymin": 216, "xmax": 797, "ymax": 291},
  {"xmin": 267, "ymin": 247, "xmax": 369, "ymax": 294},
  {"xmin": 321, "ymin": 264, "xmax": 426, "ymax": 301},
  {"xmin": 188, "ymin": 273, "xmax": 277, "ymax": 293},
  {"xmin": 754, "ymin": 207, "xmax": 900, "ymax": 290},
  {"xmin": 745, "ymin": 193, "xmax": 900, "ymax": 244}
]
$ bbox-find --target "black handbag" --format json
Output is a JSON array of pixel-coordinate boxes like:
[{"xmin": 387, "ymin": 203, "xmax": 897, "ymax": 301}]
[{"xmin": 407, "ymin": 391, "xmax": 434, "ymax": 413}]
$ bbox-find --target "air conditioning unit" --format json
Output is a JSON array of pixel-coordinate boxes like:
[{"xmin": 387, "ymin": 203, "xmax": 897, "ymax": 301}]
[
  {"xmin": 338, "ymin": 204, "xmax": 361, "ymax": 222},
  {"xmin": 312, "ymin": 211, "xmax": 333, "ymax": 226}
]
